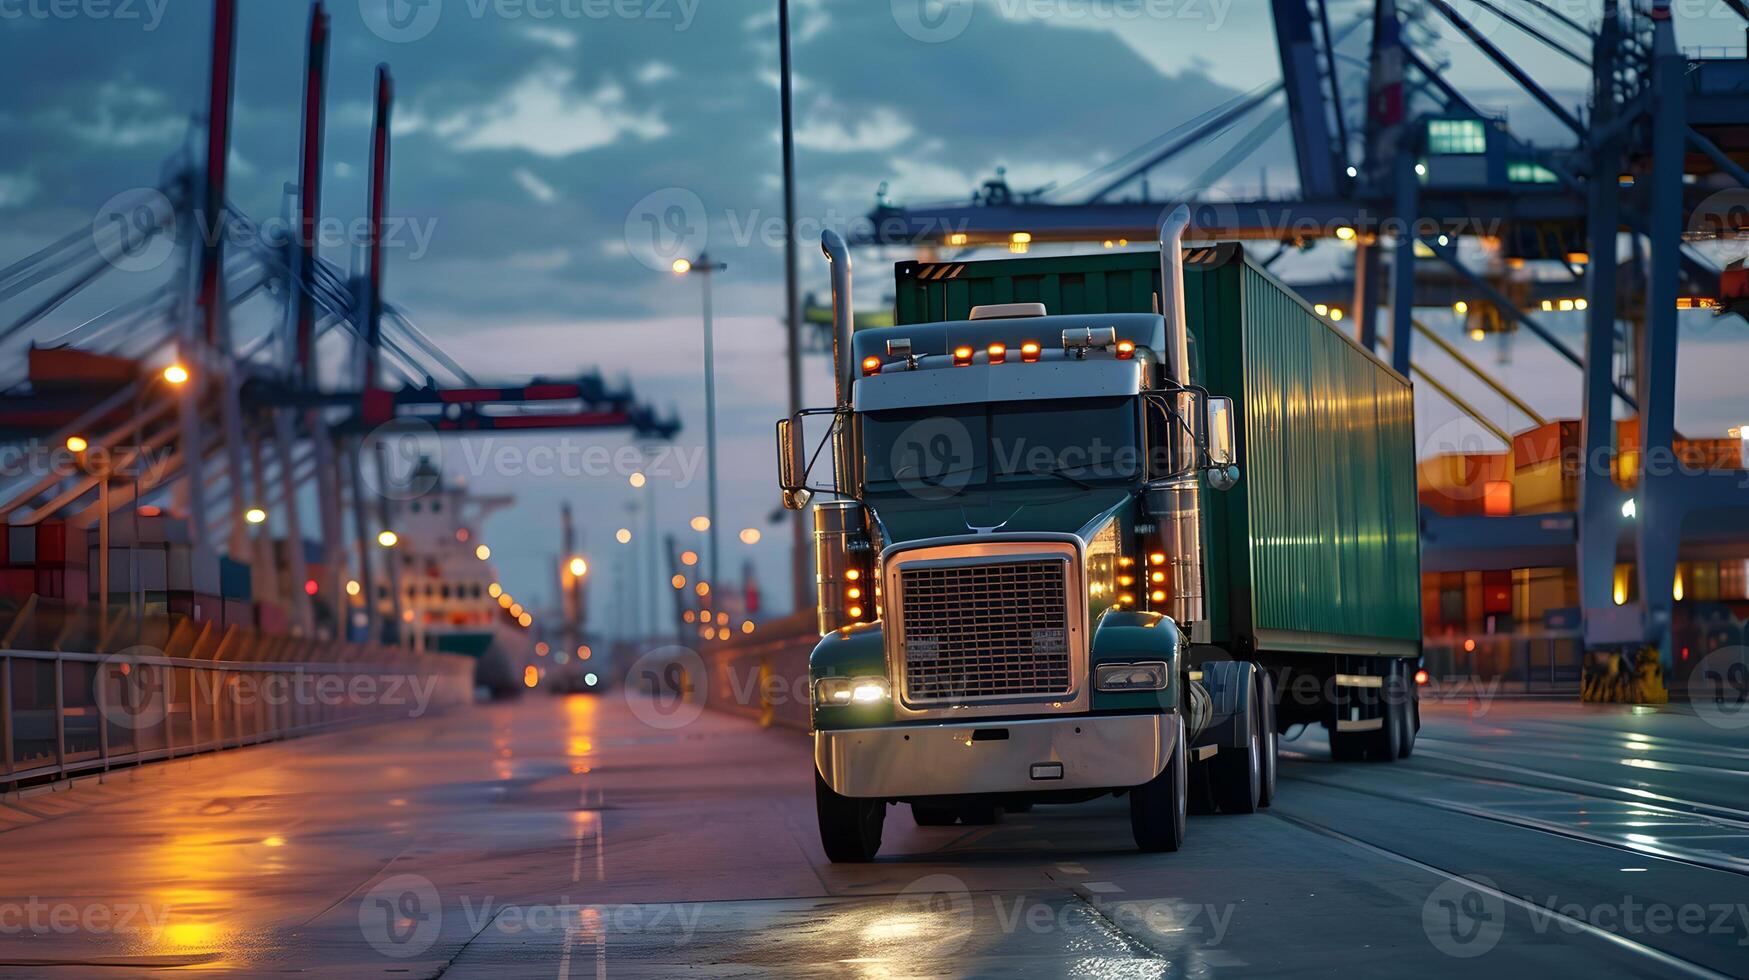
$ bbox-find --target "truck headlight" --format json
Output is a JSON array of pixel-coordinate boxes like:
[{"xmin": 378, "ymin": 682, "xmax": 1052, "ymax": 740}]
[
  {"xmin": 816, "ymin": 676, "xmax": 891, "ymax": 705},
  {"xmin": 1095, "ymin": 661, "xmax": 1169, "ymax": 692}
]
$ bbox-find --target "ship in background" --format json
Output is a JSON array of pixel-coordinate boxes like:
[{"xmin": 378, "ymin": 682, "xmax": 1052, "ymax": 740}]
[{"xmin": 372, "ymin": 458, "xmax": 536, "ymax": 699}]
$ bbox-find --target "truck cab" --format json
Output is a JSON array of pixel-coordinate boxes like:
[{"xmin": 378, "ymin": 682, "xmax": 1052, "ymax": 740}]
[{"xmin": 776, "ymin": 213, "xmax": 1276, "ymax": 861}]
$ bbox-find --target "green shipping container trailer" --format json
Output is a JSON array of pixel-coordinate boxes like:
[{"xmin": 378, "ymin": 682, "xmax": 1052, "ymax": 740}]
[{"xmin": 893, "ymin": 244, "xmax": 1423, "ymax": 666}]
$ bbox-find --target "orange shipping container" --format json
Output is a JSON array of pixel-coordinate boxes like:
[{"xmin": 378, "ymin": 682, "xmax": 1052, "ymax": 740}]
[
  {"xmin": 1512, "ymin": 419, "xmax": 1581, "ymax": 469},
  {"xmin": 1512, "ymin": 457, "xmax": 1577, "ymax": 514}
]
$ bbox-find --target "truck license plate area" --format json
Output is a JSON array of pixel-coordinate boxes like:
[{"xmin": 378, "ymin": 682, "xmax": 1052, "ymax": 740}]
[{"xmin": 1030, "ymin": 762, "xmax": 1065, "ymax": 780}]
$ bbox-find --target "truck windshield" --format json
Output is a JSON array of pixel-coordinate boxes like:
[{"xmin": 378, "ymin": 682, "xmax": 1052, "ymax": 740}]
[{"xmin": 861, "ymin": 397, "xmax": 1140, "ymax": 495}]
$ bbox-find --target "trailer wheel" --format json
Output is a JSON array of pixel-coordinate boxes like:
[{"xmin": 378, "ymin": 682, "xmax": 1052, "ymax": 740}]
[
  {"xmin": 1214, "ymin": 683, "xmax": 1262, "ymax": 814},
  {"xmin": 1130, "ymin": 714, "xmax": 1187, "ymax": 853},
  {"xmin": 1397, "ymin": 670, "xmax": 1419, "ymax": 759},
  {"xmin": 910, "ymin": 803, "xmax": 958, "ymax": 826},
  {"xmin": 1257, "ymin": 670, "xmax": 1279, "ymax": 807},
  {"xmin": 1372, "ymin": 663, "xmax": 1406, "ymax": 762},
  {"xmin": 816, "ymin": 772, "xmax": 884, "ymax": 862}
]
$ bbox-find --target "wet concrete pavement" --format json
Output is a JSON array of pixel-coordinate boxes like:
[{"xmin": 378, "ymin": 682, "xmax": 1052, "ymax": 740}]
[{"xmin": 1, "ymin": 692, "xmax": 1746, "ymax": 977}]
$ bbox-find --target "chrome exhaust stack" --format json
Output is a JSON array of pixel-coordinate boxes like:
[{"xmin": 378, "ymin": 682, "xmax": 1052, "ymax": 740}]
[
  {"xmin": 1152, "ymin": 205, "xmax": 1205, "ymax": 634},
  {"xmin": 819, "ymin": 229, "xmax": 860, "ymax": 497},
  {"xmin": 821, "ymin": 229, "xmax": 855, "ymax": 409}
]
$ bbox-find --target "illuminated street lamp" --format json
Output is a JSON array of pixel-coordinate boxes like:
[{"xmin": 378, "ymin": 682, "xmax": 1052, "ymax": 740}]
[
  {"xmin": 244, "ymin": 507, "xmax": 268, "ymax": 525},
  {"xmin": 568, "ymin": 556, "xmax": 588, "ymax": 578},
  {"xmin": 475, "ymin": 544, "xmax": 491, "ymax": 560},
  {"xmin": 739, "ymin": 527, "xmax": 761, "ymax": 545},
  {"xmin": 65, "ymin": 435, "xmax": 89, "ymax": 453},
  {"xmin": 162, "ymin": 363, "xmax": 190, "ymax": 385},
  {"xmin": 377, "ymin": 530, "xmax": 399, "ymax": 548},
  {"xmin": 671, "ymin": 252, "xmax": 727, "ymax": 590}
]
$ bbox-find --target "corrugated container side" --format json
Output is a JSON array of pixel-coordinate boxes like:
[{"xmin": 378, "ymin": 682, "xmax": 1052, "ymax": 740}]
[{"xmin": 1207, "ymin": 255, "xmax": 1420, "ymax": 651}]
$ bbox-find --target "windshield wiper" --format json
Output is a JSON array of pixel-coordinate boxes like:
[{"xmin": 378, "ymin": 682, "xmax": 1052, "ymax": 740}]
[{"xmin": 1019, "ymin": 465, "xmax": 1095, "ymax": 489}]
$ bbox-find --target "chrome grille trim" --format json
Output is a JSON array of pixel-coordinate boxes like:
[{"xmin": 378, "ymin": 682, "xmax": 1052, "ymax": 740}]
[
  {"xmin": 898, "ymin": 558, "xmax": 1072, "ymax": 701},
  {"xmin": 883, "ymin": 539, "xmax": 1089, "ymax": 718}
]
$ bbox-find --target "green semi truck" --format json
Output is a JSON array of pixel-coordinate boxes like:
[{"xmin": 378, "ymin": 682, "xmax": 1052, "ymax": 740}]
[{"xmin": 775, "ymin": 209, "xmax": 1422, "ymax": 861}]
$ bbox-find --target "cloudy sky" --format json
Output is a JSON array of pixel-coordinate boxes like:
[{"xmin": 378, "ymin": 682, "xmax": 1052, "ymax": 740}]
[{"xmin": 1, "ymin": 0, "xmax": 1742, "ymax": 622}]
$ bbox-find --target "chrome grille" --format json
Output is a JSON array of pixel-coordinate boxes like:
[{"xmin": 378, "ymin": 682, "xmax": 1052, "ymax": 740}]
[{"xmin": 897, "ymin": 558, "xmax": 1072, "ymax": 702}]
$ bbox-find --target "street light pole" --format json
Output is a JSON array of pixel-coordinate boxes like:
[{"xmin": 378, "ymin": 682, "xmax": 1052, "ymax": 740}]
[
  {"xmin": 673, "ymin": 254, "xmax": 727, "ymax": 595},
  {"xmin": 778, "ymin": 0, "xmax": 810, "ymax": 619}
]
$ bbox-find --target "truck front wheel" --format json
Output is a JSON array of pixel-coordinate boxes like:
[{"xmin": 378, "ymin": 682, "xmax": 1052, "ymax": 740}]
[
  {"xmin": 1129, "ymin": 714, "xmax": 1188, "ymax": 853},
  {"xmin": 816, "ymin": 772, "xmax": 884, "ymax": 862}
]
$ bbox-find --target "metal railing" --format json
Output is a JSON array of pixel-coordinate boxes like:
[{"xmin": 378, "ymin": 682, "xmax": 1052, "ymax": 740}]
[
  {"xmin": 1, "ymin": 596, "xmax": 473, "ymax": 788},
  {"xmin": 1423, "ymin": 631, "xmax": 1585, "ymax": 693}
]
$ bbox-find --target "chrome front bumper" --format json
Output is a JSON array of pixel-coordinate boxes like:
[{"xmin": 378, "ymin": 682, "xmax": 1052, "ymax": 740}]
[{"xmin": 815, "ymin": 712, "xmax": 1177, "ymax": 799}]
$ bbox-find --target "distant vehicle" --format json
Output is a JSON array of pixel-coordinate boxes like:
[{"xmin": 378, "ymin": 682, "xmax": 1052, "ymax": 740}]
[
  {"xmin": 383, "ymin": 460, "xmax": 537, "ymax": 700},
  {"xmin": 776, "ymin": 211, "xmax": 1422, "ymax": 861}
]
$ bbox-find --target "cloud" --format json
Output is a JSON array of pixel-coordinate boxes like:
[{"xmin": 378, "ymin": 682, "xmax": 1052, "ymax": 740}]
[
  {"xmin": 0, "ymin": 174, "xmax": 40, "ymax": 209},
  {"xmin": 520, "ymin": 25, "xmax": 578, "ymax": 50},
  {"xmin": 512, "ymin": 167, "xmax": 559, "ymax": 203},
  {"xmin": 635, "ymin": 61, "xmax": 677, "ymax": 84},
  {"xmin": 419, "ymin": 68, "xmax": 668, "ymax": 158},
  {"xmin": 795, "ymin": 104, "xmax": 914, "ymax": 153}
]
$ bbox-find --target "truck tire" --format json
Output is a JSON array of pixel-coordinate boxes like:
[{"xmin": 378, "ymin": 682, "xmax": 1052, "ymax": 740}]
[
  {"xmin": 1371, "ymin": 663, "xmax": 1406, "ymax": 762},
  {"xmin": 1214, "ymin": 681, "xmax": 1262, "ymax": 814},
  {"xmin": 1399, "ymin": 684, "xmax": 1419, "ymax": 759},
  {"xmin": 1130, "ymin": 714, "xmax": 1187, "ymax": 853},
  {"xmin": 911, "ymin": 803, "xmax": 958, "ymax": 826},
  {"xmin": 1257, "ymin": 670, "xmax": 1279, "ymax": 807},
  {"xmin": 816, "ymin": 772, "xmax": 884, "ymax": 862}
]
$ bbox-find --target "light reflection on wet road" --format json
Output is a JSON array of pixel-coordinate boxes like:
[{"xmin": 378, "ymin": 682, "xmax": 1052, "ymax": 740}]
[{"xmin": 1, "ymin": 694, "xmax": 1745, "ymax": 977}]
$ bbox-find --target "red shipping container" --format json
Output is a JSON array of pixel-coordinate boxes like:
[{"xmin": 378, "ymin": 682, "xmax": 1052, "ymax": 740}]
[
  {"xmin": 1512, "ymin": 420, "xmax": 1581, "ymax": 469},
  {"xmin": 0, "ymin": 568, "xmax": 36, "ymax": 597},
  {"xmin": 35, "ymin": 522, "xmax": 88, "ymax": 569},
  {"xmin": 34, "ymin": 568, "xmax": 63, "ymax": 600}
]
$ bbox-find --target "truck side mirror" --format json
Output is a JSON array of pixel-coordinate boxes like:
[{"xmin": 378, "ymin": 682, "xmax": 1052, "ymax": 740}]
[
  {"xmin": 1204, "ymin": 395, "xmax": 1240, "ymax": 490},
  {"xmin": 1205, "ymin": 396, "xmax": 1236, "ymax": 466},
  {"xmin": 776, "ymin": 416, "xmax": 812, "ymax": 510}
]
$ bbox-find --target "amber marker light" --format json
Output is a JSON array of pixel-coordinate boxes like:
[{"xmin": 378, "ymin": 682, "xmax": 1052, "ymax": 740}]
[
  {"xmin": 862, "ymin": 355, "xmax": 881, "ymax": 376},
  {"xmin": 1116, "ymin": 339, "xmax": 1136, "ymax": 359},
  {"xmin": 1020, "ymin": 341, "xmax": 1041, "ymax": 363},
  {"xmin": 987, "ymin": 343, "xmax": 1006, "ymax": 364},
  {"xmin": 953, "ymin": 345, "xmax": 974, "ymax": 366}
]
